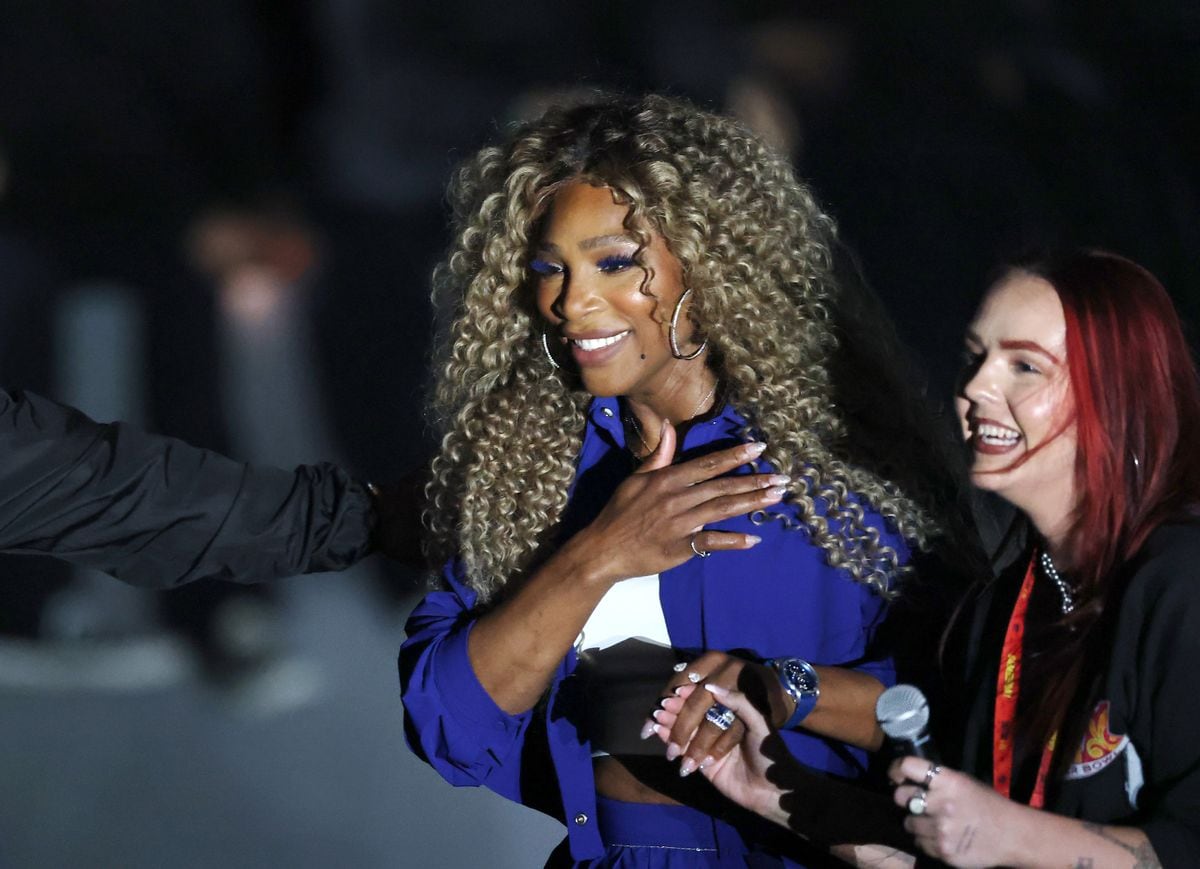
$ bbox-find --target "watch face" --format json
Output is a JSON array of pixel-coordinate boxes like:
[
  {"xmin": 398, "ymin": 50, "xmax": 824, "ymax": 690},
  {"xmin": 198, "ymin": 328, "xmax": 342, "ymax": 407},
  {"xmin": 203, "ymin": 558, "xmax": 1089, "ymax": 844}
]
[{"xmin": 780, "ymin": 659, "xmax": 817, "ymax": 696}]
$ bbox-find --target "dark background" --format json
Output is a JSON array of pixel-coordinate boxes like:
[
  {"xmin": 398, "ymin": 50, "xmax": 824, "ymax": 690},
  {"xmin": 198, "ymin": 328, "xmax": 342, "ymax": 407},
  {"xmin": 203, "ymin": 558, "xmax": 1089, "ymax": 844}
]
[{"xmin": 0, "ymin": 2, "xmax": 1196, "ymax": 866}]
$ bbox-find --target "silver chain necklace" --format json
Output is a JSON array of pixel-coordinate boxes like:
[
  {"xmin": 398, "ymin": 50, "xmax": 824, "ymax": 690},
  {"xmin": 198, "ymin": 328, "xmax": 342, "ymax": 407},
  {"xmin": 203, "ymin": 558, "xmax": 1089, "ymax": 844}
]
[{"xmin": 1039, "ymin": 550, "xmax": 1076, "ymax": 615}]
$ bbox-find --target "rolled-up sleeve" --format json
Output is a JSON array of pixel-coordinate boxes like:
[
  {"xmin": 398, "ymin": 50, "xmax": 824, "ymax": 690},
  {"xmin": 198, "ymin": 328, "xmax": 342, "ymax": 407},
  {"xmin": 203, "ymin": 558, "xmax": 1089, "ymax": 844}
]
[
  {"xmin": 399, "ymin": 561, "xmax": 532, "ymax": 796},
  {"xmin": 0, "ymin": 387, "xmax": 374, "ymax": 586}
]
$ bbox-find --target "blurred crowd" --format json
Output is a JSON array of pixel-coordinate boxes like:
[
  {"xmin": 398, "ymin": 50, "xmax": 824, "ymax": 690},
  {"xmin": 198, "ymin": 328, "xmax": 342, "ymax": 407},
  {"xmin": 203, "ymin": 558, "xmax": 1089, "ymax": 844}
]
[{"xmin": 0, "ymin": 1, "xmax": 1196, "ymax": 704}]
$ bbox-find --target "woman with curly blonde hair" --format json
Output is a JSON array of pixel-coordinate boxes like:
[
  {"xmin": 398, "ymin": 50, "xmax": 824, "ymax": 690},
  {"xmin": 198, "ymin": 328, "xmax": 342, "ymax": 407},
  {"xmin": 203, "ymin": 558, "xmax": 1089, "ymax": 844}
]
[{"xmin": 401, "ymin": 93, "xmax": 956, "ymax": 867}]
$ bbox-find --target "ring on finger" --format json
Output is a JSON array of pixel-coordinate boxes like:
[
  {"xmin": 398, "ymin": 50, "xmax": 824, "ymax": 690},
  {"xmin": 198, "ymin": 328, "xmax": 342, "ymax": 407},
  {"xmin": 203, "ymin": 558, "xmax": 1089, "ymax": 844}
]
[
  {"xmin": 907, "ymin": 789, "xmax": 928, "ymax": 816},
  {"xmin": 689, "ymin": 535, "xmax": 711, "ymax": 558},
  {"xmin": 686, "ymin": 671, "xmax": 703, "ymax": 684},
  {"xmin": 672, "ymin": 661, "xmax": 689, "ymax": 673},
  {"xmin": 704, "ymin": 702, "xmax": 737, "ymax": 732},
  {"xmin": 922, "ymin": 763, "xmax": 942, "ymax": 790}
]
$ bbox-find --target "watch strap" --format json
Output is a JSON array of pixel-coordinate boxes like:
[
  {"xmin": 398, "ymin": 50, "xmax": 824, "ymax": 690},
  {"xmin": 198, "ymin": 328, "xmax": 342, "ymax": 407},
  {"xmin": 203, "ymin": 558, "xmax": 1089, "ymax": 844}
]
[{"xmin": 766, "ymin": 657, "xmax": 820, "ymax": 729}]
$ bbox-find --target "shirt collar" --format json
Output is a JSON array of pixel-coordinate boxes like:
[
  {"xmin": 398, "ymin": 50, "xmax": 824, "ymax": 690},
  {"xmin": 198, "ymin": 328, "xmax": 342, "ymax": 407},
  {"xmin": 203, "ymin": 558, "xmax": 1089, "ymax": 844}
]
[{"xmin": 585, "ymin": 395, "xmax": 747, "ymax": 451}]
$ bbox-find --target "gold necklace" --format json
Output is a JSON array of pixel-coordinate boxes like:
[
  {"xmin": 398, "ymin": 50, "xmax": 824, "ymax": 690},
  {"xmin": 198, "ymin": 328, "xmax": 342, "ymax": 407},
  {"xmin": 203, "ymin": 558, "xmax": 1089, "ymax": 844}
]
[{"xmin": 625, "ymin": 380, "xmax": 719, "ymax": 458}]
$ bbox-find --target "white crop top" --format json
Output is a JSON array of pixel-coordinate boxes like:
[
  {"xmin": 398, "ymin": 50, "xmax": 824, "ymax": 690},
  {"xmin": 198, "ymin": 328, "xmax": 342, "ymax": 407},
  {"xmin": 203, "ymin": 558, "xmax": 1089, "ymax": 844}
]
[
  {"xmin": 574, "ymin": 574, "xmax": 673, "ymax": 758},
  {"xmin": 576, "ymin": 573, "xmax": 670, "ymax": 651}
]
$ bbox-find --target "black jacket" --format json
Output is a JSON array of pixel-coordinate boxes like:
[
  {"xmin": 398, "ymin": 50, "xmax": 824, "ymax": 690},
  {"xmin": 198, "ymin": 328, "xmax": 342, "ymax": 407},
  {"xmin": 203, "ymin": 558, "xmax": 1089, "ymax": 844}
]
[
  {"xmin": 950, "ymin": 521, "xmax": 1200, "ymax": 866},
  {"xmin": 0, "ymin": 388, "xmax": 374, "ymax": 587}
]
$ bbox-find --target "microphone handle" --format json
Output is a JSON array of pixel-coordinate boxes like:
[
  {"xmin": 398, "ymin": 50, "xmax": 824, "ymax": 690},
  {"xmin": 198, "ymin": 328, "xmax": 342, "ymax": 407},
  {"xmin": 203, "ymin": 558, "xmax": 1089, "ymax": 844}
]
[{"xmin": 901, "ymin": 732, "xmax": 940, "ymax": 763}]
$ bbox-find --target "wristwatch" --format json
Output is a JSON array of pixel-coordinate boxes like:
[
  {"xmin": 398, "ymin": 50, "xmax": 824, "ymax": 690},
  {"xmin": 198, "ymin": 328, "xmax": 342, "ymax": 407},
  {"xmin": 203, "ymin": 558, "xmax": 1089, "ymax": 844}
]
[{"xmin": 766, "ymin": 657, "xmax": 820, "ymax": 728}]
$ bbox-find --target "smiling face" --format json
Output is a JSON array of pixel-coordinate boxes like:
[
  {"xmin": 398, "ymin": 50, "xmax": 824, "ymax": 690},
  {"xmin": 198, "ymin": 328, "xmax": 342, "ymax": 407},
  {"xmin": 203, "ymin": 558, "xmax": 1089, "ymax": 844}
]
[
  {"xmin": 955, "ymin": 271, "xmax": 1077, "ymax": 518},
  {"xmin": 533, "ymin": 180, "xmax": 707, "ymax": 409}
]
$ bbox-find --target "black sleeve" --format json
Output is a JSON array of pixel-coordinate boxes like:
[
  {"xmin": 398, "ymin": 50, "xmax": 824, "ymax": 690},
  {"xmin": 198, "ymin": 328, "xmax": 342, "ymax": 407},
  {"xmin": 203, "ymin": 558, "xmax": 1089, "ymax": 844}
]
[
  {"xmin": 1127, "ymin": 526, "xmax": 1200, "ymax": 864},
  {"xmin": 0, "ymin": 387, "xmax": 374, "ymax": 587}
]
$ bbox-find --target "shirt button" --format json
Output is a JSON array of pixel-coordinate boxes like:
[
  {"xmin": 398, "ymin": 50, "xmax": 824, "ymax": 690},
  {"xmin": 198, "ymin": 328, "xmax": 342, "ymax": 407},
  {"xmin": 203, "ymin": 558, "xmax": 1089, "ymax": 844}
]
[
  {"xmin": 601, "ymin": 407, "xmax": 614, "ymax": 418},
  {"xmin": 573, "ymin": 813, "xmax": 589, "ymax": 826}
]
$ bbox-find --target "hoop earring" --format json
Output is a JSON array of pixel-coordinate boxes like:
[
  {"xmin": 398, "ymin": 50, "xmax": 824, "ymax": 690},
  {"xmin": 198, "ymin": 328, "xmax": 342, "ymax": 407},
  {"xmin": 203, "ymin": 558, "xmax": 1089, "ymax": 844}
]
[
  {"xmin": 669, "ymin": 288, "xmax": 707, "ymax": 361},
  {"xmin": 541, "ymin": 330, "xmax": 561, "ymax": 370}
]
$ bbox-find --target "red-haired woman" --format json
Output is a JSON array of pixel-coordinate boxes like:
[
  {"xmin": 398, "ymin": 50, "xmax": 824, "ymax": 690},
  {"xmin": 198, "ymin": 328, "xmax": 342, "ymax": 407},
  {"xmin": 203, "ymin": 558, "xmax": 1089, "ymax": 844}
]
[{"xmin": 652, "ymin": 250, "xmax": 1200, "ymax": 867}]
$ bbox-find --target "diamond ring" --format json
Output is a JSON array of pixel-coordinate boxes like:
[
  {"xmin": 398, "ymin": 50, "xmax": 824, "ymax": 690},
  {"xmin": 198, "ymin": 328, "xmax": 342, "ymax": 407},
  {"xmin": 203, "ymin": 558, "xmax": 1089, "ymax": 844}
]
[{"xmin": 704, "ymin": 702, "xmax": 737, "ymax": 731}]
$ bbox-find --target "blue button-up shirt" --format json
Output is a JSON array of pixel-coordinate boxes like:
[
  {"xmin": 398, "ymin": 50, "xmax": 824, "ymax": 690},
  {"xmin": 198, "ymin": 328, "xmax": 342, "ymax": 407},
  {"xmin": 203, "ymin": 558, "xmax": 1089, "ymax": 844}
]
[{"xmin": 400, "ymin": 396, "xmax": 905, "ymax": 862}]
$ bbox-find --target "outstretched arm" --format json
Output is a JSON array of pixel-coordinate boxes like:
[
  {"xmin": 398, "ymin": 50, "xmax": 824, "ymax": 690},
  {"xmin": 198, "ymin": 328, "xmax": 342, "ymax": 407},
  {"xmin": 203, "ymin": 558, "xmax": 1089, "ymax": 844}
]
[{"xmin": 0, "ymin": 387, "xmax": 376, "ymax": 585}]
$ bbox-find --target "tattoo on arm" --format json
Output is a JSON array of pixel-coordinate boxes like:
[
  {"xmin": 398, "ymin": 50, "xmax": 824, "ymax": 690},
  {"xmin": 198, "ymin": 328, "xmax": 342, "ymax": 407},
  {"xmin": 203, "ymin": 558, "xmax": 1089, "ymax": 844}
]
[
  {"xmin": 954, "ymin": 826, "xmax": 976, "ymax": 855},
  {"xmin": 1081, "ymin": 822, "xmax": 1162, "ymax": 869}
]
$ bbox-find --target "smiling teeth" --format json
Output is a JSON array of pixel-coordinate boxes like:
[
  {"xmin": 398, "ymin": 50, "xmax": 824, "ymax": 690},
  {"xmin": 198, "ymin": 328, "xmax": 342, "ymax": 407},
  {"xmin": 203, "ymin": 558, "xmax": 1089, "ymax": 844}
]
[
  {"xmin": 977, "ymin": 423, "xmax": 1020, "ymax": 445},
  {"xmin": 573, "ymin": 332, "xmax": 629, "ymax": 351}
]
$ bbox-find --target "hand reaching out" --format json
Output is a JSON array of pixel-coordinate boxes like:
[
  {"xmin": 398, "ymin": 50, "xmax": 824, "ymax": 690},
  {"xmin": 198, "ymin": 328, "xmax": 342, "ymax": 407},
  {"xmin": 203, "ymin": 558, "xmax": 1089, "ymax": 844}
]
[
  {"xmin": 648, "ymin": 683, "xmax": 916, "ymax": 857},
  {"xmin": 641, "ymin": 650, "xmax": 788, "ymax": 777},
  {"xmin": 646, "ymin": 682, "xmax": 789, "ymax": 823},
  {"xmin": 369, "ymin": 468, "xmax": 430, "ymax": 569}
]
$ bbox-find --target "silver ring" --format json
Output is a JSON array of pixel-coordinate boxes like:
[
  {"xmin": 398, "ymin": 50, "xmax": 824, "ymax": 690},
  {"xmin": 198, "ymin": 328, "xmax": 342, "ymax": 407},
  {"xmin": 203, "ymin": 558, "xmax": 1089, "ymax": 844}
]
[
  {"xmin": 672, "ymin": 661, "xmax": 689, "ymax": 673},
  {"xmin": 687, "ymin": 671, "xmax": 703, "ymax": 684},
  {"xmin": 922, "ymin": 763, "xmax": 942, "ymax": 790},
  {"xmin": 907, "ymin": 790, "xmax": 928, "ymax": 816},
  {"xmin": 689, "ymin": 536, "xmax": 711, "ymax": 558},
  {"xmin": 704, "ymin": 702, "xmax": 737, "ymax": 732}
]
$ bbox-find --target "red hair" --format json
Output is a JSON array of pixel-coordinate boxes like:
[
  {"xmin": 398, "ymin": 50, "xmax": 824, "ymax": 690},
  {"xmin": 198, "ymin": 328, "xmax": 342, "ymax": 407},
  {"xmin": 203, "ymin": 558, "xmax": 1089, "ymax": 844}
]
[
  {"xmin": 1043, "ymin": 251, "xmax": 1200, "ymax": 593},
  {"xmin": 1007, "ymin": 249, "xmax": 1200, "ymax": 789}
]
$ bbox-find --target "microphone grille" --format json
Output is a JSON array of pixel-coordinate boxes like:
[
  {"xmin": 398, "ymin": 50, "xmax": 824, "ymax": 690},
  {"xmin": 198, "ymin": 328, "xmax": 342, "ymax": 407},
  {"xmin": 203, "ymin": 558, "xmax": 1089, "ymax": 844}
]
[{"xmin": 875, "ymin": 684, "xmax": 930, "ymax": 742}]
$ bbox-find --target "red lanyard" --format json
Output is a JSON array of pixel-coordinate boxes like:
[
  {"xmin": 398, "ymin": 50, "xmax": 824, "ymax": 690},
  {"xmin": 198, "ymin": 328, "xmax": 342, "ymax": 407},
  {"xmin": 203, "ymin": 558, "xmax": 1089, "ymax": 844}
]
[{"xmin": 992, "ymin": 555, "xmax": 1056, "ymax": 809}]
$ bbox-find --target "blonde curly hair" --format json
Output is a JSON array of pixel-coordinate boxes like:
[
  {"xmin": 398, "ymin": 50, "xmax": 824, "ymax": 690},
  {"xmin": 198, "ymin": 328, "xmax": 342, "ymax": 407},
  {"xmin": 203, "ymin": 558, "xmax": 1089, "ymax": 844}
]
[{"xmin": 424, "ymin": 93, "xmax": 939, "ymax": 603}]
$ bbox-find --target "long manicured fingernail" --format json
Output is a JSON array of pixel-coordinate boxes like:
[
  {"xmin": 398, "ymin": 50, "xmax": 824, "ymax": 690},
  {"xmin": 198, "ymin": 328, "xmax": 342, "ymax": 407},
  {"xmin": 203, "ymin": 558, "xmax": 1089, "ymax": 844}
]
[
  {"xmin": 745, "ymin": 442, "xmax": 767, "ymax": 457},
  {"xmin": 679, "ymin": 757, "xmax": 697, "ymax": 777},
  {"xmin": 698, "ymin": 755, "xmax": 716, "ymax": 770},
  {"xmin": 704, "ymin": 683, "xmax": 729, "ymax": 697},
  {"xmin": 640, "ymin": 720, "xmax": 656, "ymax": 740},
  {"xmin": 666, "ymin": 743, "xmax": 681, "ymax": 761},
  {"xmin": 765, "ymin": 487, "xmax": 788, "ymax": 499},
  {"xmin": 652, "ymin": 709, "xmax": 666, "ymax": 722},
  {"xmin": 767, "ymin": 475, "xmax": 790, "ymax": 486},
  {"xmin": 745, "ymin": 535, "xmax": 762, "ymax": 545}
]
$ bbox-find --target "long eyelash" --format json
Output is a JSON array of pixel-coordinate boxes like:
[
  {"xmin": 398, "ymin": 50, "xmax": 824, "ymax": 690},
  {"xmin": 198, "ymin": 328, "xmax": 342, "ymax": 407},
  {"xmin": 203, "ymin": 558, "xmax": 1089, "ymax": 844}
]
[
  {"xmin": 529, "ymin": 258, "xmax": 560, "ymax": 276},
  {"xmin": 597, "ymin": 255, "xmax": 635, "ymax": 271}
]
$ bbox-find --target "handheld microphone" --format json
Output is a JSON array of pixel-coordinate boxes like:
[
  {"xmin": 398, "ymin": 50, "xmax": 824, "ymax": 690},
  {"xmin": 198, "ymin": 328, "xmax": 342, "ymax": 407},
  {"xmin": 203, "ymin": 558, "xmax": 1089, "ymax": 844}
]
[{"xmin": 875, "ymin": 683, "xmax": 940, "ymax": 761}]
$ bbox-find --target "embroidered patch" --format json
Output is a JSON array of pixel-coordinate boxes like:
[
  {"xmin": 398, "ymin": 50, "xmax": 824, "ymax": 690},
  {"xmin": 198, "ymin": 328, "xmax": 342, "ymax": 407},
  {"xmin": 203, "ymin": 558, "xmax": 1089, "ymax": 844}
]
[{"xmin": 1065, "ymin": 700, "xmax": 1127, "ymax": 780}]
